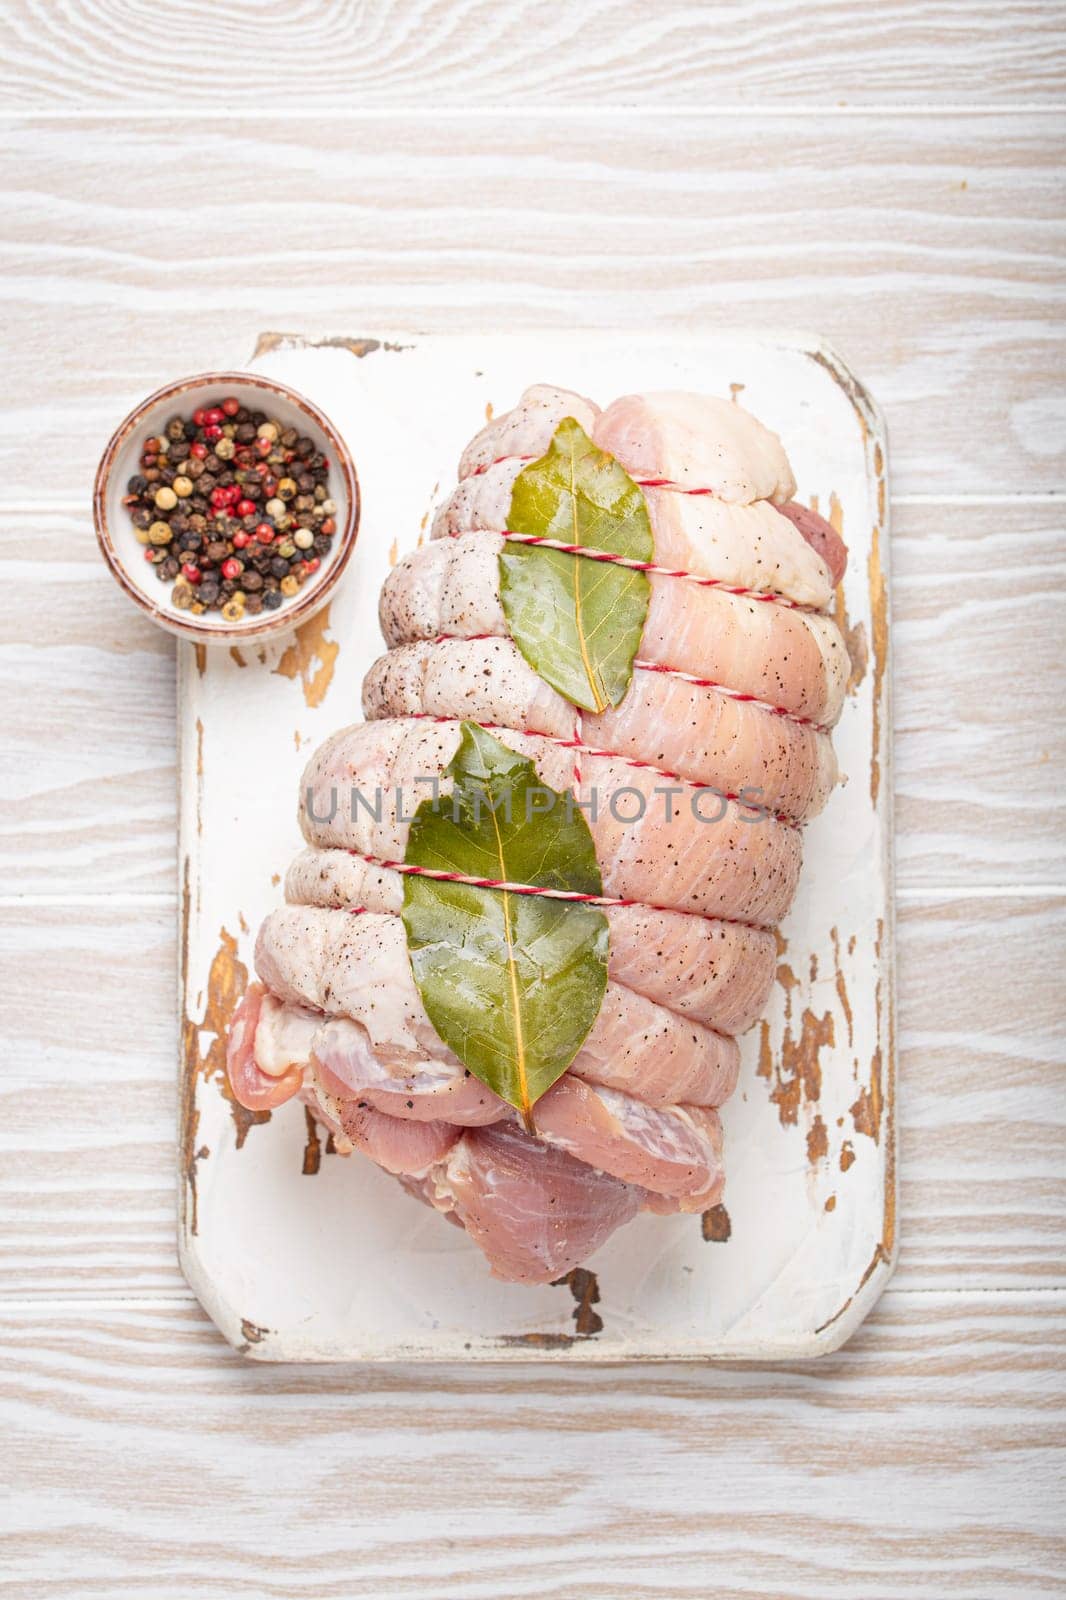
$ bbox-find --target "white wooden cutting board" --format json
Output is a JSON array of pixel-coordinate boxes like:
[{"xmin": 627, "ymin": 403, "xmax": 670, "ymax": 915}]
[{"xmin": 177, "ymin": 332, "xmax": 894, "ymax": 1362}]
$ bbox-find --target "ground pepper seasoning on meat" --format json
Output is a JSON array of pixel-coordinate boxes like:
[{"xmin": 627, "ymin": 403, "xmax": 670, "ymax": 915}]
[{"xmin": 122, "ymin": 396, "xmax": 335, "ymax": 618}]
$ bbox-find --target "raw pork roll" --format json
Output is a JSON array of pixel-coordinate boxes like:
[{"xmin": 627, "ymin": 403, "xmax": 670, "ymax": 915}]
[{"xmin": 228, "ymin": 385, "xmax": 849, "ymax": 1282}]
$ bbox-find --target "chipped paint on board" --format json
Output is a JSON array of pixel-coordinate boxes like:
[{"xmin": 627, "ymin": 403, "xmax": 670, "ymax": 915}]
[
  {"xmin": 237, "ymin": 1318, "xmax": 271, "ymax": 1354},
  {"xmin": 253, "ymin": 332, "xmax": 412, "ymax": 361},
  {"xmin": 501, "ymin": 1331, "xmax": 577, "ymax": 1350},
  {"xmin": 814, "ymin": 1241, "xmax": 891, "ymax": 1336},
  {"xmin": 555, "ymin": 1268, "xmax": 604, "ymax": 1336},
  {"xmin": 302, "ymin": 1107, "xmax": 323, "ymax": 1176},
  {"xmin": 178, "ymin": 856, "xmax": 200, "ymax": 1236},
  {"xmin": 273, "ymin": 606, "xmax": 339, "ymax": 709},
  {"xmin": 701, "ymin": 1204, "xmax": 732, "ymax": 1242},
  {"xmin": 758, "ymin": 950, "xmax": 835, "ymax": 1141},
  {"xmin": 831, "ymin": 928, "xmax": 855, "ymax": 1049},
  {"xmin": 807, "ymin": 1116, "xmax": 829, "ymax": 1164},
  {"xmin": 189, "ymin": 928, "xmax": 265, "ymax": 1149}
]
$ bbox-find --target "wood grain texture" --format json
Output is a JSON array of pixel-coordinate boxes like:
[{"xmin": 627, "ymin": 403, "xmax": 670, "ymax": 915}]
[
  {"xmin": 1, "ymin": 41, "xmax": 1064, "ymax": 1588},
  {"xmin": 0, "ymin": 514, "xmax": 177, "ymax": 896},
  {"xmin": 895, "ymin": 894, "xmax": 1066, "ymax": 1289},
  {"xmin": 1, "ymin": 0, "xmax": 1064, "ymax": 109},
  {"xmin": 0, "ymin": 115, "xmax": 1063, "ymax": 498},
  {"xmin": 1, "ymin": 895, "xmax": 1061, "ymax": 1299},
  {"xmin": 892, "ymin": 502, "xmax": 1066, "ymax": 886},
  {"xmin": 1, "ymin": 1293, "xmax": 1064, "ymax": 1598},
  {"xmin": 5, "ymin": 502, "xmax": 1061, "ymax": 897}
]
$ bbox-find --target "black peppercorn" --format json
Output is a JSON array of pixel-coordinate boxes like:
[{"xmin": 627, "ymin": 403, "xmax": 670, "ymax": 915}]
[
  {"xmin": 311, "ymin": 533, "xmax": 332, "ymax": 557},
  {"xmin": 127, "ymin": 474, "xmax": 147, "ymax": 495},
  {"xmin": 263, "ymin": 588, "xmax": 283, "ymax": 610},
  {"xmin": 270, "ymin": 557, "xmax": 290, "ymax": 579},
  {"xmin": 242, "ymin": 570, "xmax": 263, "ymax": 592}
]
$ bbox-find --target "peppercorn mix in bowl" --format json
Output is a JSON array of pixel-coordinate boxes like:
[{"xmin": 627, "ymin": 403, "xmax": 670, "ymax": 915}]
[{"xmin": 94, "ymin": 372, "xmax": 359, "ymax": 643}]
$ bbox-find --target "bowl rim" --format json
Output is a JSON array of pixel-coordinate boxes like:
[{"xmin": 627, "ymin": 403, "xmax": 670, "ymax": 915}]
[{"xmin": 93, "ymin": 369, "xmax": 360, "ymax": 643}]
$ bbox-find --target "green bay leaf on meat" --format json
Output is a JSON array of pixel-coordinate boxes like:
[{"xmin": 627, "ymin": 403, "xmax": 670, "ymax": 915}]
[
  {"xmin": 402, "ymin": 722, "xmax": 609, "ymax": 1127},
  {"xmin": 500, "ymin": 417, "xmax": 653, "ymax": 713}
]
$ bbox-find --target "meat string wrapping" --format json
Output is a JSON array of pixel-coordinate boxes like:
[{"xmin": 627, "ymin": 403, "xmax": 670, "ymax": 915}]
[{"xmin": 226, "ymin": 386, "xmax": 849, "ymax": 1283}]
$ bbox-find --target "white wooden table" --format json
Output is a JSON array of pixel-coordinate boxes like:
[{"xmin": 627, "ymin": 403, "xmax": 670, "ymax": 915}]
[{"xmin": 1, "ymin": 4, "xmax": 1063, "ymax": 1593}]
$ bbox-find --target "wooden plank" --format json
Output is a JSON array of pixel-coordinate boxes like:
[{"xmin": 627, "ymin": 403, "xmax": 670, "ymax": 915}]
[
  {"xmin": 0, "ymin": 115, "xmax": 1062, "ymax": 498},
  {"xmin": 0, "ymin": 902, "xmax": 178, "ymax": 1296},
  {"xmin": 1, "ymin": 1292, "xmax": 1063, "ymax": 1598},
  {"xmin": 0, "ymin": 513, "xmax": 177, "ymax": 896},
  {"xmin": 893, "ymin": 893, "xmax": 1066, "ymax": 1290},
  {"xmin": 1, "ymin": 895, "xmax": 1060, "ymax": 1299},
  {"xmin": 4, "ymin": 500, "xmax": 1060, "ymax": 897},
  {"xmin": 892, "ymin": 501, "xmax": 1066, "ymax": 886},
  {"xmin": 1, "ymin": 0, "xmax": 1063, "ymax": 110}
]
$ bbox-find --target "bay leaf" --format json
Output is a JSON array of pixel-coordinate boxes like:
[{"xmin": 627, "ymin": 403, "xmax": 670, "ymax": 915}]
[
  {"xmin": 402, "ymin": 722, "xmax": 609, "ymax": 1128},
  {"xmin": 500, "ymin": 416, "xmax": 653, "ymax": 713}
]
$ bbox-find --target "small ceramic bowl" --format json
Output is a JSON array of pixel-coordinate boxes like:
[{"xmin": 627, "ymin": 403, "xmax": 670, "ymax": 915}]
[{"xmin": 94, "ymin": 371, "xmax": 359, "ymax": 644}]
